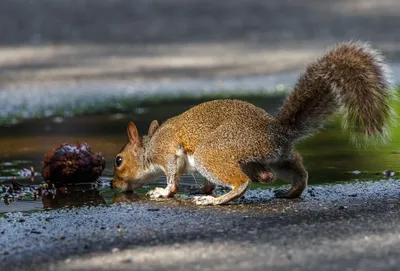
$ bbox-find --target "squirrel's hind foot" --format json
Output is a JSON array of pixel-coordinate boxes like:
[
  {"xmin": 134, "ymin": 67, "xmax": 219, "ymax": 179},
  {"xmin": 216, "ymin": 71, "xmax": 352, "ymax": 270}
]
[{"xmin": 192, "ymin": 195, "xmax": 218, "ymax": 206}]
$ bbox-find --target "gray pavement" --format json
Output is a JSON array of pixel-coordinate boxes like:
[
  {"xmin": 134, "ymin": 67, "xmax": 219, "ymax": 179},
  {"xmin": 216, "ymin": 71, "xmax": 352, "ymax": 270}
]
[
  {"xmin": 1, "ymin": 0, "xmax": 400, "ymax": 86},
  {"xmin": 1, "ymin": 179, "xmax": 400, "ymax": 271},
  {"xmin": 2, "ymin": 0, "xmax": 400, "ymax": 124}
]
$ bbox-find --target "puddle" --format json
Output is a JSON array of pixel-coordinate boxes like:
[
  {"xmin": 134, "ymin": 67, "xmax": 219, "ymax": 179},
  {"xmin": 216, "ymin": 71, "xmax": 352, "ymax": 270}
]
[{"xmin": 1, "ymin": 95, "xmax": 400, "ymax": 213}]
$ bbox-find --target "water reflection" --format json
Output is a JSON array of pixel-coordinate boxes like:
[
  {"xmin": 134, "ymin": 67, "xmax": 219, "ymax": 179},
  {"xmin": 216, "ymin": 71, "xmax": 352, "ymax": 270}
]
[
  {"xmin": 41, "ymin": 186, "xmax": 106, "ymax": 209},
  {"xmin": 112, "ymin": 191, "xmax": 141, "ymax": 203},
  {"xmin": 0, "ymin": 180, "xmax": 143, "ymax": 210}
]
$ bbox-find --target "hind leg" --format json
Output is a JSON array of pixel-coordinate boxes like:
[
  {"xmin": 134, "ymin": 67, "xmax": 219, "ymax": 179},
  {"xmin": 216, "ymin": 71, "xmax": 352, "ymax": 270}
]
[
  {"xmin": 192, "ymin": 149, "xmax": 250, "ymax": 206},
  {"xmin": 270, "ymin": 152, "xmax": 308, "ymax": 198},
  {"xmin": 240, "ymin": 162, "xmax": 276, "ymax": 183},
  {"xmin": 193, "ymin": 181, "xmax": 249, "ymax": 205}
]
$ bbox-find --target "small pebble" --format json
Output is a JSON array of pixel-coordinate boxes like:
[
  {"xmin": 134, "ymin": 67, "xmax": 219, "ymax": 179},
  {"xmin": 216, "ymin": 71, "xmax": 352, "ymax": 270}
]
[{"xmin": 147, "ymin": 208, "xmax": 160, "ymax": 212}]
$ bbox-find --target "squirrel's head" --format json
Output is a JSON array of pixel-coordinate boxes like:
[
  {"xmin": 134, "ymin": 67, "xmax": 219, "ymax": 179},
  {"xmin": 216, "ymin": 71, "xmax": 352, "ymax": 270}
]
[{"xmin": 112, "ymin": 120, "xmax": 161, "ymax": 191}]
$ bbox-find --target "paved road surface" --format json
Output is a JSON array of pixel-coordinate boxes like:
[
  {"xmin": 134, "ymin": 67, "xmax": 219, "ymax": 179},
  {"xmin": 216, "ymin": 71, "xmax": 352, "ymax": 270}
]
[
  {"xmin": 1, "ymin": 0, "xmax": 400, "ymax": 85},
  {"xmin": 1, "ymin": 180, "xmax": 400, "ymax": 271}
]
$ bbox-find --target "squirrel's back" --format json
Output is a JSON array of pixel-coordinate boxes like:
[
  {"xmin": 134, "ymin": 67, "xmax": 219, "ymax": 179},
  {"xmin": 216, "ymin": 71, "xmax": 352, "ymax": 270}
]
[{"xmin": 154, "ymin": 99, "xmax": 273, "ymax": 154}]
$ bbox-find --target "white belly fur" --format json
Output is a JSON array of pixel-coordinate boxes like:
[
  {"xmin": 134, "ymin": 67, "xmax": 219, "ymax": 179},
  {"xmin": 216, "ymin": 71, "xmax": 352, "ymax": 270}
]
[
  {"xmin": 175, "ymin": 147, "xmax": 197, "ymax": 173},
  {"xmin": 186, "ymin": 155, "xmax": 197, "ymax": 172}
]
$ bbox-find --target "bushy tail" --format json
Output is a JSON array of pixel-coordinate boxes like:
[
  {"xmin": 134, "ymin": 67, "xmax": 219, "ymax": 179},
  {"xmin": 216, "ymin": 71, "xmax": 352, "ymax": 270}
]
[{"xmin": 275, "ymin": 42, "xmax": 396, "ymax": 145}]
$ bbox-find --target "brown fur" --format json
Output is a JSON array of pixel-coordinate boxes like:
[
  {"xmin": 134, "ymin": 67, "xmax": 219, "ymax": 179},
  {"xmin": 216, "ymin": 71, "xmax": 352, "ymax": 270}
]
[
  {"xmin": 276, "ymin": 42, "xmax": 394, "ymax": 143},
  {"xmin": 112, "ymin": 42, "xmax": 394, "ymax": 205}
]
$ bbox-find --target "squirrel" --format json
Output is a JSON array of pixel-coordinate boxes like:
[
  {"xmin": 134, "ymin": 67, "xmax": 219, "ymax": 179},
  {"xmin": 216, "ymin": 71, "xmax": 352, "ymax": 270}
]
[{"xmin": 112, "ymin": 42, "xmax": 396, "ymax": 205}]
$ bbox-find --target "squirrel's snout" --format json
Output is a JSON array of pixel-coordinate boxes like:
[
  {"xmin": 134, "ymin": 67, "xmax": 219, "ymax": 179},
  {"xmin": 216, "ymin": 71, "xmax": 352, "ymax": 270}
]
[{"xmin": 111, "ymin": 178, "xmax": 139, "ymax": 192}]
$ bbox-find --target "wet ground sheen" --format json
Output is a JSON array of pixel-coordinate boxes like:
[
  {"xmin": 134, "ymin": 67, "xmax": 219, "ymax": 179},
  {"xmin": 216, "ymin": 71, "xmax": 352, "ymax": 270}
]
[{"xmin": 1, "ymin": 96, "xmax": 400, "ymax": 213}]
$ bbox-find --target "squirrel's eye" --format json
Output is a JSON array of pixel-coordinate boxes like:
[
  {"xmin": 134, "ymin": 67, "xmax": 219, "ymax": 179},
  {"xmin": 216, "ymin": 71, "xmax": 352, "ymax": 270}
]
[{"xmin": 115, "ymin": 156, "xmax": 123, "ymax": 167}]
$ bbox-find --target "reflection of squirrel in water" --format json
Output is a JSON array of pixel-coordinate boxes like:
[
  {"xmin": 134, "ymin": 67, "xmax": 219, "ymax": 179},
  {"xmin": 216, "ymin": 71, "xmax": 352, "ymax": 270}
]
[{"xmin": 112, "ymin": 42, "xmax": 396, "ymax": 205}]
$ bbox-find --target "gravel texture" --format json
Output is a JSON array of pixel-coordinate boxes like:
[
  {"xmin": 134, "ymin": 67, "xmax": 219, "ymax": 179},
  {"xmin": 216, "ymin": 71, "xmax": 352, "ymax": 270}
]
[{"xmin": 1, "ymin": 179, "xmax": 400, "ymax": 271}]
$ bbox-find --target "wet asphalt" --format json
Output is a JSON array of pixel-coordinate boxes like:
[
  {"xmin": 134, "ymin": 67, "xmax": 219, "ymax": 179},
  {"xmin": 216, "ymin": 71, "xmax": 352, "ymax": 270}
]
[{"xmin": 1, "ymin": 180, "xmax": 400, "ymax": 271}]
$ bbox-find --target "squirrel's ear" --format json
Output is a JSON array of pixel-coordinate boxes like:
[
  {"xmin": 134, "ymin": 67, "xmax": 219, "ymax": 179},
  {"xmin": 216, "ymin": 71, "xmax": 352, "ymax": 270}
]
[
  {"xmin": 148, "ymin": 120, "xmax": 160, "ymax": 137},
  {"xmin": 127, "ymin": 122, "xmax": 141, "ymax": 145}
]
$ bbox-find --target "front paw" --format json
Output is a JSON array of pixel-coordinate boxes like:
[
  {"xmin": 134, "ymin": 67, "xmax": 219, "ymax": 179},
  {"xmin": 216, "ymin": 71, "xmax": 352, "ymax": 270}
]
[
  {"xmin": 192, "ymin": 195, "xmax": 217, "ymax": 206},
  {"xmin": 147, "ymin": 187, "xmax": 173, "ymax": 199}
]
